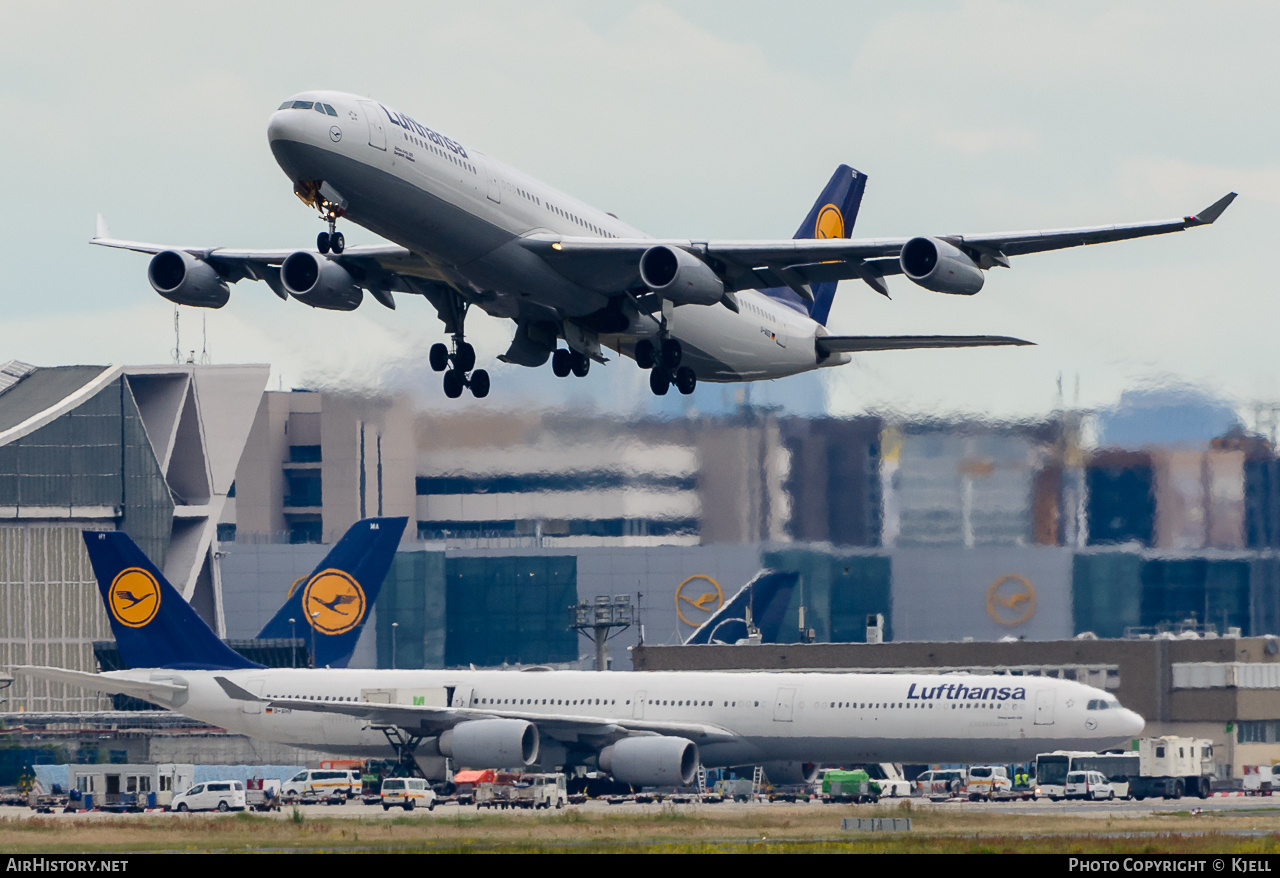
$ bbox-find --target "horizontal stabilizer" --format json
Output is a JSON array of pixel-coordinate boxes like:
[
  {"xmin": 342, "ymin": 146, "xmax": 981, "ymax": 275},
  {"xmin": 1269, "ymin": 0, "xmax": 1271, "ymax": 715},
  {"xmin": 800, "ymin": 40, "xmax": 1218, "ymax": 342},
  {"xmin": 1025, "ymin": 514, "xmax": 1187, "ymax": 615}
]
[
  {"xmin": 13, "ymin": 666, "xmax": 187, "ymax": 704},
  {"xmin": 817, "ymin": 335, "xmax": 1033, "ymax": 355}
]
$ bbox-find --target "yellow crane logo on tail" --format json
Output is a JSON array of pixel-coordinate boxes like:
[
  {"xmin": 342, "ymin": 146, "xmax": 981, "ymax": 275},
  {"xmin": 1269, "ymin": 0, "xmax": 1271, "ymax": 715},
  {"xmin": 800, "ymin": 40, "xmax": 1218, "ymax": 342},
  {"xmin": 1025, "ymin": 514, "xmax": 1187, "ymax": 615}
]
[
  {"xmin": 109, "ymin": 568, "xmax": 161, "ymax": 628},
  {"xmin": 302, "ymin": 569, "xmax": 367, "ymax": 636}
]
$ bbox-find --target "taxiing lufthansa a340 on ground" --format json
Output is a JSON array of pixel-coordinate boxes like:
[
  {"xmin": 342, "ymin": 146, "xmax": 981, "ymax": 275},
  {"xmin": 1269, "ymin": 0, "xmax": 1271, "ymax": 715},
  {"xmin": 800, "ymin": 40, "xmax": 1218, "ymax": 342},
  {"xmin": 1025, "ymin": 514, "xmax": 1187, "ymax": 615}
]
[
  {"xmin": 16, "ymin": 531, "xmax": 1144, "ymax": 785},
  {"xmin": 94, "ymin": 91, "xmax": 1235, "ymax": 400}
]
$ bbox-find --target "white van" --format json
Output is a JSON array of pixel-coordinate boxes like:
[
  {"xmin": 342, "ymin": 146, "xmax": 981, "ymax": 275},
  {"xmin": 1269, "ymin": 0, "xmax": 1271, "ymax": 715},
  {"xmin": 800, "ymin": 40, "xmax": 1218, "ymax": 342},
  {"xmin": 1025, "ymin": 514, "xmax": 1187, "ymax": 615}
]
[
  {"xmin": 171, "ymin": 781, "xmax": 246, "ymax": 813},
  {"xmin": 282, "ymin": 769, "xmax": 357, "ymax": 801},
  {"xmin": 1065, "ymin": 770, "xmax": 1116, "ymax": 801},
  {"xmin": 380, "ymin": 778, "xmax": 436, "ymax": 811}
]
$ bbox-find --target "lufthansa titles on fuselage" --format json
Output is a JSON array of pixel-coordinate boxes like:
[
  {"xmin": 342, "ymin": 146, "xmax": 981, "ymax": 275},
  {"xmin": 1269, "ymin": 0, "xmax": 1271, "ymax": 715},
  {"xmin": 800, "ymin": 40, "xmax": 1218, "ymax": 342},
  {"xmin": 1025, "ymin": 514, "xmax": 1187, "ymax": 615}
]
[
  {"xmin": 906, "ymin": 682, "xmax": 1027, "ymax": 702},
  {"xmin": 379, "ymin": 105, "xmax": 468, "ymax": 159}
]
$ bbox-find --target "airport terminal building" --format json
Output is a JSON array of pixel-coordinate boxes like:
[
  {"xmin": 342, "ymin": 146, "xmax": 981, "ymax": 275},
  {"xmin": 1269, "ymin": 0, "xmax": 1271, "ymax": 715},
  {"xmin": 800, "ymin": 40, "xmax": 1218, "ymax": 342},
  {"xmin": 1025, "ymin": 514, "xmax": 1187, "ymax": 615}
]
[{"xmin": 5, "ymin": 359, "xmax": 1280, "ymax": 779}]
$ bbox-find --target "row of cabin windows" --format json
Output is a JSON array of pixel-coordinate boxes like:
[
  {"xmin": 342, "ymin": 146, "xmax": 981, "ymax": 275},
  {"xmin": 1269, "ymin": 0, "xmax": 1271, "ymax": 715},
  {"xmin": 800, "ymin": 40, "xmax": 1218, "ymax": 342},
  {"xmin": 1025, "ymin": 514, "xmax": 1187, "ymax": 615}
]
[
  {"xmin": 546, "ymin": 202, "xmax": 617, "ymax": 238},
  {"xmin": 268, "ymin": 692, "xmax": 1010, "ymax": 711},
  {"xmin": 401, "ymin": 131, "xmax": 476, "ymax": 175}
]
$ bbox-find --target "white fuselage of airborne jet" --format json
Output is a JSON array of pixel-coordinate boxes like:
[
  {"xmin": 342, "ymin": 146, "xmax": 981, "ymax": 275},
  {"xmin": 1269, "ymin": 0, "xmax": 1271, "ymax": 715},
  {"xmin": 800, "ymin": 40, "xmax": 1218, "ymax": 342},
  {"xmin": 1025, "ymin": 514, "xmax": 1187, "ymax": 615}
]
[
  {"xmin": 95, "ymin": 90, "xmax": 1231, "ymax": 401},
  {"xmin": 45, "ymin": 665, "xmax": 1143, "ymax": 770},
  {"xmin": 263, "ymin": 92, "xmax": 833, "ymax": 382}
]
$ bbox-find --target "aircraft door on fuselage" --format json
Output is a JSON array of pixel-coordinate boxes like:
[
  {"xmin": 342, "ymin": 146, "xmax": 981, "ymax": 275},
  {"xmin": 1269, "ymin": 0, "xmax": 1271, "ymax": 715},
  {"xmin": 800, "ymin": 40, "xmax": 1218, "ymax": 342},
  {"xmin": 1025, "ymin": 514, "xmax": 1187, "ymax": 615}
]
[
  {"xmin": 633, "ymin": 691, "xmax": 646, "ymax": 720},
  {"xmin": 482, "ymin": 158, "xmax": 502, "ymax": 204},
  {"xmin": 241, "ymin": 679, "xmax": 265, "ymax": 715},
  {"xmin": 773, "ymin": 687, "xmax": 797, "ymax": 722},
  {"xmin": 358, "ymin": 101, "xmax": 386, "ymax": 151},
  {"xmin": 1034, "ymin": 689, "xmax": 1055, "ymax": 725}
]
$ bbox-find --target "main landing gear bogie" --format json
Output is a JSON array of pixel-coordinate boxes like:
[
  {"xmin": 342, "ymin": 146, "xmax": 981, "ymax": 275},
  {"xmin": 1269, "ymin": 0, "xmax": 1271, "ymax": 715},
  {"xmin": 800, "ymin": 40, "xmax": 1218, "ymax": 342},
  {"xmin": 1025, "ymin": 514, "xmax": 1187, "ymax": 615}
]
[
  {"xmin": 431, "ymin": 340, "xmax": 488, "ymax": 399},
  {"xmin": 551, "ymin": 348, "xmax": 591, "ymax": 379},
  {"xmin": 636, "ymin": 337, "xmax": 696, "ymax": 396}
]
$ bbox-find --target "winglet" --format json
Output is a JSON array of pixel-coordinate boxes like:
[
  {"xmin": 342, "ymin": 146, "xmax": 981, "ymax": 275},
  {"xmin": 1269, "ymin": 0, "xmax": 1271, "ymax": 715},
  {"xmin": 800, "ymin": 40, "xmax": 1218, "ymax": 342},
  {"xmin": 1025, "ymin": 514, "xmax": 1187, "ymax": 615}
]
[
  {"xmin": 215, "ymin": 676, "xmax": 261, "ymax": 702},
  {"xmin": 94, "ymin": 214, "xmax": 109, "ymax": 241},
  {"xmin": 1187, "ymin": 192, "xmax": 1237, "ymax": 226}
]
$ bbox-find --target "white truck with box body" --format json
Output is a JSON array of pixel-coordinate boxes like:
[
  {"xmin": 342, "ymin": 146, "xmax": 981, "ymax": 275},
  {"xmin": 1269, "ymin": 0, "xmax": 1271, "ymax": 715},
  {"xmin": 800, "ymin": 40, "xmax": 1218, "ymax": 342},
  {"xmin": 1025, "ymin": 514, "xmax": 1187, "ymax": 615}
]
[{"xmin": 1128, "ymin": 736, "xmax": 1214, "ymax": 800}]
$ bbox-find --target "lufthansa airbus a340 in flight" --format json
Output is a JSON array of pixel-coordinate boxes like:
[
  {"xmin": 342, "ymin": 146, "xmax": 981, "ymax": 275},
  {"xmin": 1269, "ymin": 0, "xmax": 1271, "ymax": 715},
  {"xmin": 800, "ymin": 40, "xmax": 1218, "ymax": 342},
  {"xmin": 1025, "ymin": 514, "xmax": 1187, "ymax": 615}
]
[{"xmin": 95, "ymin": 91, "xmax": 1235, "ymax": 400}]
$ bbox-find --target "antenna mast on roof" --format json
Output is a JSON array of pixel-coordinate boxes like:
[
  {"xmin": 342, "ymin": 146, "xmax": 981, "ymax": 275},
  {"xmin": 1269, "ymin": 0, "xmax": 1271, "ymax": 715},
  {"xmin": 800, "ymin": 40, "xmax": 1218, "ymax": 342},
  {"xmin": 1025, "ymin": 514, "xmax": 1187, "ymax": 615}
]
[{"xmin": 200, "ymin": 314, "xmax": 211, "ymax": 365}]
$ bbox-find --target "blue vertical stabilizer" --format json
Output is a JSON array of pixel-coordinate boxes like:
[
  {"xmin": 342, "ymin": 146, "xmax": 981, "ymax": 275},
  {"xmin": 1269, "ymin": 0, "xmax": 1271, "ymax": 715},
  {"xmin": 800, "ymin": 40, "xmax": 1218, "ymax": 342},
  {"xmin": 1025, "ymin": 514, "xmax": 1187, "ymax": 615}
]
[
  {"xmin": 257, "ymin": 517, "xmax": 407, "ymax": 668},
  {"xmin": 84, "ymin": 531, "xmax": 261, "ymax": 671},
  {"xmin": 758, "ymin": 164, "xmax": 867, "ymax": 326},
  {"xmin": 683, "ymin": 569, "xmax": 800, "ymax": 645}
]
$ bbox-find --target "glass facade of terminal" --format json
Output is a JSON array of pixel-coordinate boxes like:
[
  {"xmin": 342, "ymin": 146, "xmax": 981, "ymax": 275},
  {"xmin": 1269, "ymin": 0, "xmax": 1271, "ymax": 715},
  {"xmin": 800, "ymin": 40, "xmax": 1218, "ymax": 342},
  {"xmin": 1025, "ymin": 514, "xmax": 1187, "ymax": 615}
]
[
  {"xmin": 0, "ymin": 376, "xmax": 173, "ymax": 563},
  {"xmin": 761, "ymin": 549, "xmax": 892, "ymax": 643},
  {"xmin": 1074, "ymin": 553, "xmax": 1256, "ymax": 637}
]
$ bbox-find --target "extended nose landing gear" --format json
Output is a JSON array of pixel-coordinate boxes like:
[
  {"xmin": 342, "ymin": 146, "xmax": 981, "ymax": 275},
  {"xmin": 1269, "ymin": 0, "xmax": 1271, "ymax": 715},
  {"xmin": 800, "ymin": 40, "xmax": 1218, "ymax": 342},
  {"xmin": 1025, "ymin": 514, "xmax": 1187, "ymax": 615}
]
[
  {"xmin": 430, "ymin": 337, "xmax": 489, "ymax": 399},
  {"xmin": 635, "ymin": 337, "xmax": 696, "ymax": 396},
  {"xmin": 295, "ymin": 180, "xmax": 347, "ymax": 255},
  {"xmin": 316, "ymin": 207, "xmax": 345, "ymax": 255}
]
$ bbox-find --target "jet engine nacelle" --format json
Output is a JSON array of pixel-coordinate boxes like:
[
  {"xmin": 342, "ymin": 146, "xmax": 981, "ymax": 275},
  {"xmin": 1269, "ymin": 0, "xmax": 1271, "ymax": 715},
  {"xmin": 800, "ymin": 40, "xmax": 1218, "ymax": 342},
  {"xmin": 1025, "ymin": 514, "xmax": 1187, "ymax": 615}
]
[
  {"xmin": 638, "ymin": 245, "xmax": 724, "ymax": 307},
  {"xmin": 437, "ymin": 719, "xmax": 539, "ymax": 768},
  {"xmin": 147, "ymin": 250, "xmax": 230, "ymax": 309},
  {"xmin": 598, "ymin": 736, "xmax": 698, "ymax": 787},
  {"xmin": 761, "ymin": 761, "xmax": 820, "ymax": 785},
  {"xmin": 899, "ymin": 236, "xmax": 985, "ymax": 295},
  {"xmin": 281, "ymin": 251, "xmax": 363, "ymax": 311}
]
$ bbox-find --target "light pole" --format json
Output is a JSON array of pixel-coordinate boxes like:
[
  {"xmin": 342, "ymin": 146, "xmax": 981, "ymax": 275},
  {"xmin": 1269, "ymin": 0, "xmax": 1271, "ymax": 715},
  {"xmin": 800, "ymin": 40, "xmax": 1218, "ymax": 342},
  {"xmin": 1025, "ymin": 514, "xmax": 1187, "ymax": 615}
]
[
  {"xmin": 391, "ymin": 622, "xmax": 398, "ymax": 670},
  {"xmin": 309, "ymin": 611, "xmax": 320, "ymax": 669},
  {"xmin": 288, "ymin": 618, "xmax": 296, "ymax": 668}
]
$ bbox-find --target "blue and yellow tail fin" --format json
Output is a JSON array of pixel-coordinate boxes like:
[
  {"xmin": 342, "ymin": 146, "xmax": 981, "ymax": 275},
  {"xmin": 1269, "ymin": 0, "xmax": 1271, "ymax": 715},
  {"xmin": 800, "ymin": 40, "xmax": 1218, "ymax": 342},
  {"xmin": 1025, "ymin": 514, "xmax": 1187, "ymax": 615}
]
[
  {"xmin": 257, "ymin": 517, "xmax": 406, "ymax": 668},
  {"xmin": 84, "ymin": 531, "xmax": 261, "ymax": 671},
  {"xmin": 759, "ymin": 164, "xmax": 867, "ymax": 325}
]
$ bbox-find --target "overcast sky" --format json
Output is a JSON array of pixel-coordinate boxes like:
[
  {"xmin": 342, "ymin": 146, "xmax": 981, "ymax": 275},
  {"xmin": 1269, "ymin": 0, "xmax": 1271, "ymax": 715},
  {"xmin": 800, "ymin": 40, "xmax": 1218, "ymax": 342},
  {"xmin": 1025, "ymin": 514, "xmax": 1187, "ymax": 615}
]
[{"xmin": 2, "ymin": 1, "xmax": 1276, "ymax": 424}]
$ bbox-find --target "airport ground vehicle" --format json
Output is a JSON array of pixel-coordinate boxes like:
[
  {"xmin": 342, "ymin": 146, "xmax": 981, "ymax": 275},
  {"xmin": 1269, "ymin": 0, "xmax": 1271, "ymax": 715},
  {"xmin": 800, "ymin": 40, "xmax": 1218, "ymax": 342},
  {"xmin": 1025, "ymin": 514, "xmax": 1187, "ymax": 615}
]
[
  {"xmin": 171, "ymin": 781, "xmax": 246, "ymax": 813},
  {"xmin": 1065, "ymin": 770, "xmax": 1116, "ymax": 800},
  {"xmin": 966, "ymin": 766, "xmax": 1012, "ymax": 800},
  {"xmin": 853, "ymin": 763, "xmax": 911, "ymax": 797},
  {"xmin": 380, "ymin": 778, "xmax": 436, "ymax": 811},
  {"xmin": 245, "ymin": 778, "xmax": 281, "ymax": 812},
  {"xmin": 1035, "ymin": 751, "xmax": 1138, "ymax": 800},
  {"xmin": 1243, "ymin": 765, "xmax": 1275, "ymax": 795},
  {"xmin": 281, "ymin": 769, "xmax": 358, "ymax": 801},
  {"xmin": 914, "ymin": 769, "xmax": 966, "ymax": 800},
  {"xmin": 28, "ymin": 787, "xmax": 72, "ymax": 814},
  {"xmin": 1127, "ymin": 736, "xmax": 1214, "ymax": 801},
  {"xmin": 821, "ymin": 769, "xmax": 880, "ymax": 804},
  {"xmin": 716, "ymin": 777, "xmax": 758, "ymax": 802},
  {"xmin": 476, "ymin": 773, "xmax": 567, "ymax": 810}
]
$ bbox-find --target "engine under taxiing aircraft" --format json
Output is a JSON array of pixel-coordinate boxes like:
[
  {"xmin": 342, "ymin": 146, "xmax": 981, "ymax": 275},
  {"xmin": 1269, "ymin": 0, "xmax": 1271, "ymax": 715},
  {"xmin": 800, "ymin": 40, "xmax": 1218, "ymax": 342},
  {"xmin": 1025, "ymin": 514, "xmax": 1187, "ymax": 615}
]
[
  {"xmin": 94, "ymin": 91, "xmax": 1233, "ymax": 400},
  {"xmin": 15, "ymin": 530, "xmax": 1144, "ymax": 784}
]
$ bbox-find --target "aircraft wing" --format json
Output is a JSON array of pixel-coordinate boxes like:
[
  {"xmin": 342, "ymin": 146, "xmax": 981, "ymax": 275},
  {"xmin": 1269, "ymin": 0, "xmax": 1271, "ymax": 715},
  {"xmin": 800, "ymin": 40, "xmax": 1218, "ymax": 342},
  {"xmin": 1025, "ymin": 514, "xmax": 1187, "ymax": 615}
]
[
  {"xmin": 91, "ymin": 217, "xmax": 455, "ymax": 308},
  {"xmin": 14, "ymin": 665, "xmax": 187, "ymax": 704},
  {"xmin": 215, "ymin": 677, "xmax": 741, "ymax": 746},
  {"xmin": 816, "ymin": 335, "xmax": 1034, "ymax": 355},
  {"xmin": 523, "ymin": 192, "xmax": 1236, "ymax": 295}
]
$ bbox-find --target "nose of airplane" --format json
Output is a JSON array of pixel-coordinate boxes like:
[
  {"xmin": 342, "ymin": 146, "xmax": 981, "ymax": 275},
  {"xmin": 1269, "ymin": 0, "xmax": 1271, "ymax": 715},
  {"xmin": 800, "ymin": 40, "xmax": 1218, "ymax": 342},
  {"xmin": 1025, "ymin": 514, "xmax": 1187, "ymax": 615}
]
[
  {"xmin": 1118, "ymin": 708, "xmax": 1145, "ymax": 738},
  {"xmin": 267, "ymin": 109, "xmax": 301, "ymax": 144}
]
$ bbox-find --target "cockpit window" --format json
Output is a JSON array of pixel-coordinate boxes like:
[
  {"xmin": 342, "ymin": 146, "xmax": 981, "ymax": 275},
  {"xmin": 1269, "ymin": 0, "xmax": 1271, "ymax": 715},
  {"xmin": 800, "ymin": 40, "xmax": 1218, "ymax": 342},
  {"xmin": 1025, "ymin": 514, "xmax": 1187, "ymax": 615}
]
[
  {"xmin": 291, "ymin": 100, "xmax": 315, "ymax": 110},
  {"xmin": 278, "ymin": 101, "xmax": 293, "ymax": 110},
  {"xmin": 323, "ymin": 103, "xmax": 338, "ymax": 116},
  {"xmin": 313, "ymin": 102, "xmax": 327, "ymax": 114}
]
